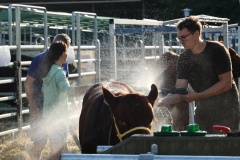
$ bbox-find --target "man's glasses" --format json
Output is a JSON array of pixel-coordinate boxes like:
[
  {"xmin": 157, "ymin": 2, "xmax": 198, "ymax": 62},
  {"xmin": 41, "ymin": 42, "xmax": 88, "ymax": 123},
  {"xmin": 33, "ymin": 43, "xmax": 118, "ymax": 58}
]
[{"xmin": 176, "ymin": 32, "xmax": 192, "ymax": 42}]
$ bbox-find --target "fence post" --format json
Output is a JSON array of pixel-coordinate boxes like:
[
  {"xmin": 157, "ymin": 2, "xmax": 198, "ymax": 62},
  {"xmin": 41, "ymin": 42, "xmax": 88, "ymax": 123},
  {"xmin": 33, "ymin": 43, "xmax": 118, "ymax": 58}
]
[
  {"xmin": 76, "ymin": 13, "xmax": 82, "ymax": 85},
  {"xmin": 15, "ymin": 6, "xmax": 23, "ymax": 134},
  {"xmin": 109, "ymin": 19, "xmax": 117, "ymax": 80},
  {"xmin": 96, "ymin": 39, "xmax": 101, "ymax": 83}
]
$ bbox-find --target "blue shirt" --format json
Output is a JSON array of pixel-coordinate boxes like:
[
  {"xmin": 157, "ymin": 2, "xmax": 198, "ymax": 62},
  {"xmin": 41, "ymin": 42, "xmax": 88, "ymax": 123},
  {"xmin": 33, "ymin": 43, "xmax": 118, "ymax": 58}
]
[{"xmin": 27, "ymin": 50, "xmax": 69, "ymax": 99}]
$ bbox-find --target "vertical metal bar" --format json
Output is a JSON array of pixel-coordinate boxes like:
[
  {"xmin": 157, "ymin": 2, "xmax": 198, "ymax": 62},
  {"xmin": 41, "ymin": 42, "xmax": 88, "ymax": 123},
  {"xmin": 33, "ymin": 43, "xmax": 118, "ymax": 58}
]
[
  {"xmin": 76, "ymin": 13, "xmax": 81, "ymax": 85},
  {"xmin": 223, "ymin": 22, "xmax": 229, "ymax": 48},
  {"xmin": 44, "ymin": 10, "xmax": 48, "ymax": 49},
  {"xmin": 141, "ymin": 25, "xmax": 145, "ymax": 60},
  {"xmin": 188, "ymin": 85, "xmax": 195, "ymax": 124},
  {"xmin": 188, "ymin": 102, "xmax": 195, "ymax": 124},
  {"xmin": 15, "ymin": 6, "xmax": 23, "ymax": 133},
  {"xmin": 96, "ymin": 39, "xmax": 101, "ymax": 82},
  {"xmin": 93, "ymin": 15, "xmax": 98, "ymax": 44},
  {"xmin": 8, "ymin": 4, "xmax": 13, "ymax": 45},
  {"xmin": 139, "ymin": 40, "xmax": 145, "ymax": 63},
  {"xmin": 152, "ymin": 31, "xmax": 157, "ymax": 56},
  {"xmin": 93, "ymin": 15, "xmax": 99, "ymax": 83},
  {"xmin": 71, "ymin": 12, "xmax": 75, "ymax": 46},
  {"xmin": 30, "ymin": 26, "xmax": 32, "ymax": 45},
  {"xmin": 139, "ymin": 38, "xmax": 146, "ymax": 82},
  {"xmin": 24, "ymin": 28, "xmax": 26, "ymax": 44},
  {"xmin": 3, "ymin": 27, "xmax": 5, "ymax": 44},
  {"xmin": 109, "ymin": 19, "xmax": 117, "ymax": 80},
  {"xmin": 123, "ymin": 25, "xmax": 126, "ymax": 59},
  {"xmin": 159, "ymin": 33, "xmax": 164, "ymax": 56},
  {"xmin": 169, "ymin": 33, "xmax": 172, "ymax": 50}
]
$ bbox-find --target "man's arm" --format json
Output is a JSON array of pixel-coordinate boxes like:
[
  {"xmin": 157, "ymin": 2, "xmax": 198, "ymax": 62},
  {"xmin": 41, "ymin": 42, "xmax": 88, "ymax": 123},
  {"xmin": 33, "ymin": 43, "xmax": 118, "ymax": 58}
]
[
  {"xmin": 24, "ymin": 75, "xmax": 40, "ymax": 118},
  {"xmin": 184, "ymin": 71, "xmax": 232, "ymax": 102},
  {"xmin": 158, "ymin": 79, "xmax": 188, "ymax": 106}
]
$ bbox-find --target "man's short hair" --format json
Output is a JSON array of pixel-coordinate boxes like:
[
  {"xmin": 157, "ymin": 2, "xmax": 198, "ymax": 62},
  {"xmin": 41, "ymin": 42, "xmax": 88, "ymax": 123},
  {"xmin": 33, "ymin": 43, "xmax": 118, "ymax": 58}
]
[
  {"xmin": 176, "ymin": 16, "xmax": 202, "ymax": 34},
  {"xmin": 52, "ymin": 34, "xmax": 71, "ymax": 48}
]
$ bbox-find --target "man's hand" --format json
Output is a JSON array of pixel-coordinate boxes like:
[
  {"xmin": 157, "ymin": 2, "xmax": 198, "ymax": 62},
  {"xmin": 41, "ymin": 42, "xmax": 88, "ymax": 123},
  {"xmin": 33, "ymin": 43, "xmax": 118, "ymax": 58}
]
[
  {"xmin": 157, "ymin": 94, "xmax": 185, "ymax": 107},
  {"xmin": 182, "ymin": 90, "xmax": 199, "ymax": 102}
]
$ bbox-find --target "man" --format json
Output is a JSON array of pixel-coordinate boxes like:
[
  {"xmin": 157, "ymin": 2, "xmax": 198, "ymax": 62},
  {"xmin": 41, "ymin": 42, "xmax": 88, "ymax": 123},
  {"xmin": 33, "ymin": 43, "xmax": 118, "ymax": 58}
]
[
  {"xmin": 157, "ymin": 16, "xmax": 240, "ymax": 133},
  {"xmin": 24, "ymin": 34, "xmax": 71, "ymax": 159}
]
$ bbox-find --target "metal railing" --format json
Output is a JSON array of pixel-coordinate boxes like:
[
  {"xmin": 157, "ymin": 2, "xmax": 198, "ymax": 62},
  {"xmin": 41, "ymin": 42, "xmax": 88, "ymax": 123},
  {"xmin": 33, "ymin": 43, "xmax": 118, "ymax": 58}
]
[
  {"xmin": 61, "ymin": 154, "xmax": 240, "ymax": 160},
  {"xmin": 0, "ymin": 46, "xmax": 99, "ymax": 137}
]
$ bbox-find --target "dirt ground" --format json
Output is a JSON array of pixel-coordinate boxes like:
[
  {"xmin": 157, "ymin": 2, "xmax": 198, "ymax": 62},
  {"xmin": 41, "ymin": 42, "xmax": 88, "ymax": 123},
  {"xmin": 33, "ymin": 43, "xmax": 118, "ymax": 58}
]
[
  {"xmin": 0, "ymin": 129, "xmax": 81, "ymax": 160},
  {"xmin": 0, "ymin": 107, "xmax": 82, "ymax": 160}
]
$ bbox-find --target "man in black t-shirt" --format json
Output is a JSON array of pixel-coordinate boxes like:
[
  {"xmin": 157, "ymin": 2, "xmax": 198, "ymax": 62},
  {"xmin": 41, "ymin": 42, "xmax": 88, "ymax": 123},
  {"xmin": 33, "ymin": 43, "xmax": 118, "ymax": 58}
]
[{"xmin": 157, "ymin": 16, "xmax": 240, "ymax": 133}]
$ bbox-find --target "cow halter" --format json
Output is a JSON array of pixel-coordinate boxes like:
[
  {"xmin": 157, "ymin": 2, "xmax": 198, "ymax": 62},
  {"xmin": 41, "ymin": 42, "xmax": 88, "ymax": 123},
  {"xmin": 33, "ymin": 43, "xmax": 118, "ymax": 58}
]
[{"xmin": 112, "ymin": 116, "xmax": 152, "ymax": 142}]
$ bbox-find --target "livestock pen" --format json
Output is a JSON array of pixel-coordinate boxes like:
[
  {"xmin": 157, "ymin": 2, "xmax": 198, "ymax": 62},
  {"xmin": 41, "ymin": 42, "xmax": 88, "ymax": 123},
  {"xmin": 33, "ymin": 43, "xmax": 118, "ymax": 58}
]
[{"xmin": 0, "ymin": 4, "xmax": 100, "ymax": 138}]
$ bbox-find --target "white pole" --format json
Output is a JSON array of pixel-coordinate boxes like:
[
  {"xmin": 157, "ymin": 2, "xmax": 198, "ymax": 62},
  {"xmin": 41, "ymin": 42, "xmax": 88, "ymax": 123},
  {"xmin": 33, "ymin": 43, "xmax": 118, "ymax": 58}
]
[{"xmin": 188, "ymin": 85, "xmax": 195, "ymax": 124}]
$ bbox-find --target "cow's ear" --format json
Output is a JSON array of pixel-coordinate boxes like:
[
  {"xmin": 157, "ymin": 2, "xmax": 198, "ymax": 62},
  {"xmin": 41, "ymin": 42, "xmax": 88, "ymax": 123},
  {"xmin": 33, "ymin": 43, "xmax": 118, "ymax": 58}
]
[
  {"xmin": 147, "ymin": 84, "xmax": 158, "ymax": 107},
  {"xmin": 102, "ymin": 85, "xmax": 119, "ymax": 111}
]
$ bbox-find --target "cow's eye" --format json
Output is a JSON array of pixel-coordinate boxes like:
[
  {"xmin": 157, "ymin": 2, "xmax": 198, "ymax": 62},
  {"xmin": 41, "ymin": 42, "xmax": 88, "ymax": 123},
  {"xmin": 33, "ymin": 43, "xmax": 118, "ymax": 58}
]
[
  {"xmin": 117, "ymin": 117, "xmax": 128, "ymax": 127},
  {"xmin": 119, "ymin": 119, "xmax": 127, "ymax": 126}
]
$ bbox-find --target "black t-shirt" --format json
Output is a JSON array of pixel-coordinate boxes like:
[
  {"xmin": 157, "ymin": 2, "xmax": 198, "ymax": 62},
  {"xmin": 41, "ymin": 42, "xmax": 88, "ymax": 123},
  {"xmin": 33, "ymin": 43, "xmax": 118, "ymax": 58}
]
[
  {"xmin": 177, "ymin": 41, "xmax": 232, "ymax": 92},
  {"xmin": 176, "ymin": 41, "xmax": 240, "ymax": 132}
]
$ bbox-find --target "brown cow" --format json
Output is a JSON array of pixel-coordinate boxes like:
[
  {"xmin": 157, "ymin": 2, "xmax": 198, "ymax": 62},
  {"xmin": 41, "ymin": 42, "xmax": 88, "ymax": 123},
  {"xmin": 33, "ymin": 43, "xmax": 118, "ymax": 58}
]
[{"xmin": 79, "ymin": 80, "xmax": 158, "ymax": 153}]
